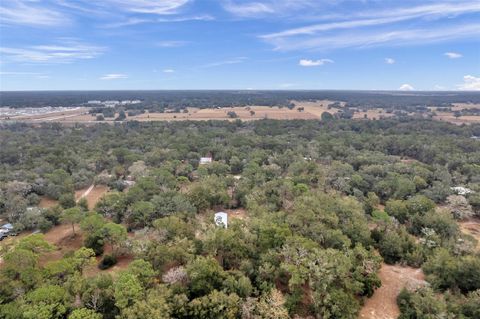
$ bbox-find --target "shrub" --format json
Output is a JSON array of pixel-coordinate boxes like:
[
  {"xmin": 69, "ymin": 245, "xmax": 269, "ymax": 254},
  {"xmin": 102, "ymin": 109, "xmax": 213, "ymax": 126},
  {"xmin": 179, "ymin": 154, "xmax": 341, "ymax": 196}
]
[
  {"xmin": 372, "ymin": 210, "xmax": 390, "ymax": 222},
  {"xmin": 85, "ymin": 235, "xmax": 105, "ymax": 256},
  {"xmin": 98, "ymin": 255, "xmax": 117, "ymax": 270}
]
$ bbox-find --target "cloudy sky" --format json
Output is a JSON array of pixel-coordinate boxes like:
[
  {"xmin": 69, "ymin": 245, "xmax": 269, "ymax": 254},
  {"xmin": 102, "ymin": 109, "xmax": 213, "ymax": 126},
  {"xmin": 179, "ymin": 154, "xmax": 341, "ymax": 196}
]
[{"xmin": 0, "ymin": 0, "xmax": 479, "ymax": 90}]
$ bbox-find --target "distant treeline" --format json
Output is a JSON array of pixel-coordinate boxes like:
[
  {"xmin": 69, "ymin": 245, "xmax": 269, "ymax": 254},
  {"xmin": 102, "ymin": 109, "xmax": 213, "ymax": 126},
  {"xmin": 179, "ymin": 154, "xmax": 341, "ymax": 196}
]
[{"xmin": 1, "ymin": 90, "xmax": 480, "ymax": 111}]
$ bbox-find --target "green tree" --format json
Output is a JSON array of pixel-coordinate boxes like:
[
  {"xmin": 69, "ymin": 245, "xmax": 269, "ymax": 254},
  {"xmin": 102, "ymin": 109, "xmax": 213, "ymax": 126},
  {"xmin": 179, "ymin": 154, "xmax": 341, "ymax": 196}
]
[
  {"xmin": 59, "ymin": 193, "xmax": 76, "ymax": 209},
  {"xmin": 126, "ymin": 200, "xmax": 155, "ymax": 229},
  {"xmin": 69, "ymin": 308, "xmax": 102, "ymax": 319},
  {"xmin": 186, "ymin": 256, "xmax": 226, "ymax": 297},
  {"xmin": 118, "ymin": 286, "xmax": 173, "ymax": 319},
  {"xmin": 22, "ymin": 285, "xmax": 69, "ymax": 319},
  {"xmin": 102, "ymin": 222, "xmax": 128, "ymax": 257},
  {"xmin": 188, "ymin": 290, "xmax": 240, "ymax": 319},
  {"xmin": 61, "ymin": 207, "xmax": 83, "ymax": 236},
  {"xmin": 114, "ymin": 273, "xmax": 143, "ymax": 310}
]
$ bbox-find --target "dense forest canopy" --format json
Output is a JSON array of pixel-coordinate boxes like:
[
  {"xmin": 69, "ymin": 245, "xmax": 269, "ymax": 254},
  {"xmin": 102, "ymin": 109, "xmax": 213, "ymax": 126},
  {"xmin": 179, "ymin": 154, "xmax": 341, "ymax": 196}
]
[
  {"xmin": 1, "ymin": 90, "xmax": 480, "ymax": 110},
  {"xmin": 0, "ymin": 118, "xmax": 479, "ymax": 318}
]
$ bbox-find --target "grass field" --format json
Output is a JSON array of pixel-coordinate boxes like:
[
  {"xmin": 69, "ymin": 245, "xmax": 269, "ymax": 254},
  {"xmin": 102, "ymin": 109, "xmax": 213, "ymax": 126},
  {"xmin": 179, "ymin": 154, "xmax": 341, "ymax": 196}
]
[{"xmin": 2, "ymin": 101, "xmax": 480, "ymax": 125}]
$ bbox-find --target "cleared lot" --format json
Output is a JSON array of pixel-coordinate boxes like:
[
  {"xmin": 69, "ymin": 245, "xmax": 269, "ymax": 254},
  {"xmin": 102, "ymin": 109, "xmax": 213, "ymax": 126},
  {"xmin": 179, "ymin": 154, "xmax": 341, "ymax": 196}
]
[{"xmin": 359, "ymin": 263, "xmax": 426, "ymax": 319}]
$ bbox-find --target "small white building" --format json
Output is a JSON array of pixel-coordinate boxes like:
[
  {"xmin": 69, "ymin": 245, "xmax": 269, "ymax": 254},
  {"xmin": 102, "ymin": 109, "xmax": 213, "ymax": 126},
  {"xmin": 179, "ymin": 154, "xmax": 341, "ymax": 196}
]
[
  {"xmin": 214, "ymin": 212, "xmax": 228, "ymax": 228},
  {"xmin": 199, "ymin": 157, "xmax": 212, "ymax": 165},
  {"xmin": 451, "ymin": 186, "xmax": 473, "ymax": 196}
]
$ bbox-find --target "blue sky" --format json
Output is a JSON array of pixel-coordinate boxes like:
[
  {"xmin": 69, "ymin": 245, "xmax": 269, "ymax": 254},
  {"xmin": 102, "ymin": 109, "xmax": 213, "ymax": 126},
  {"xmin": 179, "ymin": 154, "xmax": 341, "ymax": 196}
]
[{"xmin": 0, "ymin": 0, "xmax": 479, "ymax": 91}]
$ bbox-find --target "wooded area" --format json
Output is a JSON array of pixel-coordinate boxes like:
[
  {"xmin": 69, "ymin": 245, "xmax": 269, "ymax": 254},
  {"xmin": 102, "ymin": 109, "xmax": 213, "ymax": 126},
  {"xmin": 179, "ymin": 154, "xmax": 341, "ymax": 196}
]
[{"xmin": 0, "ymin": 118, "xmax": 479, "ymax": 318}]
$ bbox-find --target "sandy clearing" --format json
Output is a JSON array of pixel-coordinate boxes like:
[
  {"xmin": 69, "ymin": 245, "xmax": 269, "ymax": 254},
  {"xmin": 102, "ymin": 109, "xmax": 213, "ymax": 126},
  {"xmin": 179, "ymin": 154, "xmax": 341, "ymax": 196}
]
[
  {"xmin": 38, "ymin": 223, "xmax": 83, "ymax": 266},
  {"xmin": 39, "ymin": 196, "xmax": 59, "ymax": 208},
  {"xmin": 359, "ymin": 263, "xmax": 426, "ymax": 319},
  {"xmin": 75, "ymin": 184, "xmax": 109, "ymax": 210}
]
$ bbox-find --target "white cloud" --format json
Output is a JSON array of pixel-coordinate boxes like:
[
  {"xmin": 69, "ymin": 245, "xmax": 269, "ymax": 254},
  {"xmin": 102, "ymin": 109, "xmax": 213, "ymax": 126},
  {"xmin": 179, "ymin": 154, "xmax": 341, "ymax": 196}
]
[
  {"xmin": 299, "ymin": 59, "xmax": 333, "ymax": 66},
  {"xmin": 264, "ymin": 23, "xmax": 480, "ymax": 51},
  {"xmin": 222, "ymin": 0, "xmax": 318, "ymax": 18},
  {"xmin": 385, "ymin": 58, "xmax": 395, "ymax": 64},
  {"xmin": 0, "ymin": 41, "xmax": 105, "ymax": 63},
  {"xmin": 156, "ymin": 14, "xmax": 214, "ymax": 22},
  {"xmin": 66, "ymin": 0, "xmax": 191, "ymax": 16},
  {"xmin": 444, "ymin": 52, "xmax": 462, "ymax": 59},
  {"xmin": 434, "ymin": 84, "xmax": 446, "ymax": 90},
  {"xmin": 163, "ymin": 69, "xmax": 175, "ymax": 73},
  {"xmin": 201, "ymin": 57, "xmax": 247, "ymax": 68},
  {"xmin": 108, "ymin": 0, "xmax": 190, "ymax": 15},
  {"xmin": 102, "ymin": 18, "xmax": 152, "ymax": 28},
  {"xmin": 100, "ymin": 73, "xmax": 128, "ymax": 80},
  {"xmin": 0, "ymin": 71, "xmax": 43, "ymax": 76},
  {"xmin": 457, "ymin": 75, "xmax": 480, "ymax": 91},
  {"xmin": 0, "ymin": 0, "xmax": 68, "ymax": 26},
  {"xmin": 262, "ymin": 2, "xmax": 480, "ymax": 39},
  {"xmin": 260, "ymin": 2, "xmax": 480, "ymax": 51},
  {"xmin": 222, "ymin": 1, "xmax": 274, "ymax": 17},
  {"xmin": 279, "ymin": 83, "xmax": 297, "ymax": 88},
  {"xmin": 156, "ymin": 41, "xmax": 189, "ymax": 48},
  {"xmin": 399, "ymin": 84, "xmax": 415, "ymax": 91}
]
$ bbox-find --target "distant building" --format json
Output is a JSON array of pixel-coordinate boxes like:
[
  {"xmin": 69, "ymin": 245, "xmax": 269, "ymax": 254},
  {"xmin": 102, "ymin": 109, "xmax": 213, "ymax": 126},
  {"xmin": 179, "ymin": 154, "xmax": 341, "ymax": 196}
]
[
  {"xmin": 214, "ymin": 212, "xmax": 228, "ymax": 228},
  {"xmin": 199, "ymin": 157, "xmax": 212, "ymax": 165}
]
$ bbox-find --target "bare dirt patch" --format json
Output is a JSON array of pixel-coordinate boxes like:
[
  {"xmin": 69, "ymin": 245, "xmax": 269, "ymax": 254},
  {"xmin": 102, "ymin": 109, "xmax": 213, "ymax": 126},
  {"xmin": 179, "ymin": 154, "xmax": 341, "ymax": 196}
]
[
  {"xmin": 459, "ymin": 218, "xmax": 480, "ymax": 251},
  {"xmin": 359, "ymin": 263, "xmax": 426, "ymax": 319},
  {"xmin": 75, "ymin": 185, "xmax": 109, "ymax": 210},
  {"xmin": 226, "ymin": 208, "xmax": 248, "ymax": 221},
  {"xmin": 39, "ymin": 196, "xmax": 58, "ymax": 208},
  {"xmin": 39, "ymin": 223, "xmax": 84, "ymax": 266}
]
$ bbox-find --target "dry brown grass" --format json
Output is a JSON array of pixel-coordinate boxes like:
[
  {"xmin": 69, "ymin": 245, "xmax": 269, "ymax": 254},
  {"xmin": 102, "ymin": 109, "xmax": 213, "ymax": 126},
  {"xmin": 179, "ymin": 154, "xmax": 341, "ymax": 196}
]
[
  {"xmin": 5, "ymin": 102, "xmax": 339, "ymax": 123},
  {"xmin": 353, "ymin": 109, "xmax": 396, "ymax": 120},
  {"xmin": 433, "ymin": 112, "xmax": 480, "ymax": 125},
  {"xmin": 6, "ymin": 102, "xmax": 478, "ymax": 125},
  {"xmin": 451, "ymin": 103, "xmax": 480, "ymax": 110}
]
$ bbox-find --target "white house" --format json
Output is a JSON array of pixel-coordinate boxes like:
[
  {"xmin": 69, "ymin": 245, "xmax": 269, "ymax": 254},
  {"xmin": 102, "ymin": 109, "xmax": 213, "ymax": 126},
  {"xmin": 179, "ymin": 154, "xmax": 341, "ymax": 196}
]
[
  {"xmin": 199, "ymin": 157, "xmax": 213, "ymax": 165},
  {"xmin": 451, "ymin": 186, "xmax": 473, "ymax": 196},
  {"xmin": 214, "ymin": 212, "xmax": 228, "ymax": 228}
]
